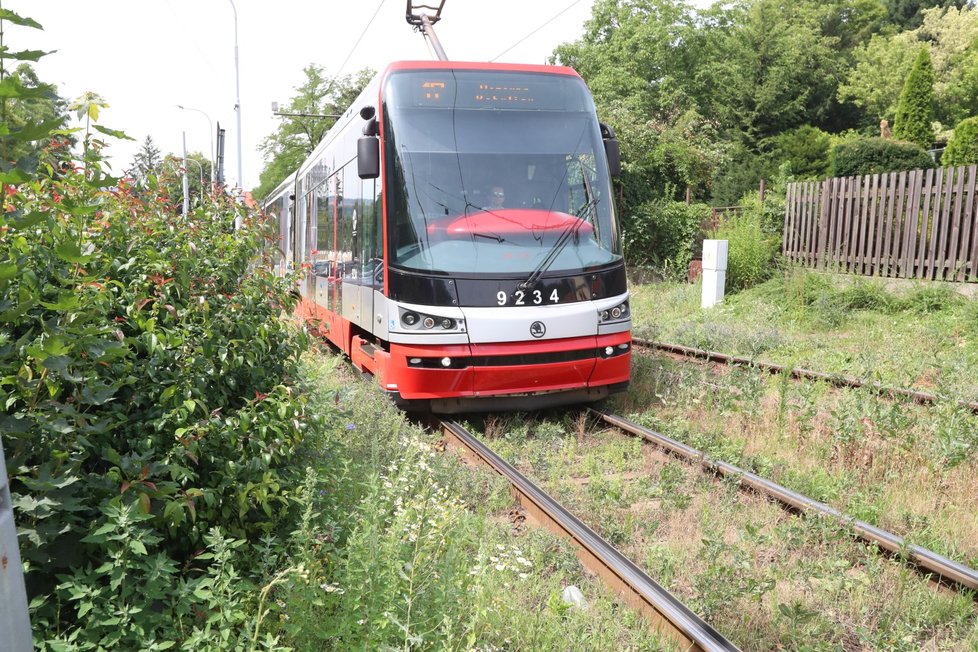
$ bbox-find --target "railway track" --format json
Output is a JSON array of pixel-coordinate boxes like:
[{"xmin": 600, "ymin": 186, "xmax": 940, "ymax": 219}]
[
  {"xmin": 594, "ymin": 409, "xmax": 978, "ymax": 594},
  {"xmin": 633, "ymin": 338, "xmax": 978, "ymax": 414},
  {"xmin": 433, "ymin": 418, "xmax": 740, "ymax": 652}
]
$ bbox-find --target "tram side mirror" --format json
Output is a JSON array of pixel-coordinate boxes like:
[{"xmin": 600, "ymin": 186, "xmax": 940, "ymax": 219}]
[
  {"xmin": 600, "ymin": 122, "xmax": 621, "ymax": 178},
  {"xmin": 358, "ymin": 136, "xmax": 379, "ymax": 179},
  {"xmin": 358, "ymin": 112, "xmax": 380, "ymax": 179}
]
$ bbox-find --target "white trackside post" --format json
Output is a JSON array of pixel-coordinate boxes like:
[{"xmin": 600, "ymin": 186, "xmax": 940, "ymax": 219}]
[{"xmin": 701, "ymin": 239, "xmax": 728, "ymax": 308}]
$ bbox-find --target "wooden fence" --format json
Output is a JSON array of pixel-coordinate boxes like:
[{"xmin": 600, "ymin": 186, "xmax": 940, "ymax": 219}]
[{"xmin": 782, "ymin": 165, "xmax": 978, "ymax": 281}]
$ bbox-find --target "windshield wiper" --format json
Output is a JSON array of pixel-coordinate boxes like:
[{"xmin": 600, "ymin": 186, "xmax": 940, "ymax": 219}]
[
  {"xmin": 518, "ymin": 161, "xmax": 597, "ymax": 292},
  {"xmin": 473, "ymin": 231, "xmax": 505, "ymax": 243}
]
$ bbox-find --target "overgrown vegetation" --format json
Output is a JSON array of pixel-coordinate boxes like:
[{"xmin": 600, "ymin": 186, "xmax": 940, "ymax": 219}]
[
  {"xmin": 280, "ymin": 359, "xmax": 670, "ymax": 650},
  {"xmin": 624, "ymin": 197, "xmax": 710, "ymax": 275},
  {"xmin": 712, "ymin": 192, "xmax": 783, "ymax": 291},
  {"xmin": 0, "ymin": 91, "xmax": 325, "ymax": 652}
]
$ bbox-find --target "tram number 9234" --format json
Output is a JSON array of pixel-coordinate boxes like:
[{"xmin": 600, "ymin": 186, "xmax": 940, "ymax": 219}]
[{"xmin": 497, "ymin": 288, "xmax": 561, "ymax": 306}]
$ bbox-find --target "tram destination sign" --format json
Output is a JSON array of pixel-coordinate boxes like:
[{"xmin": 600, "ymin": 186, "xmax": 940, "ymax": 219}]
[{"xmin": 405, "ymin": 72, "xmax": 575, "ymax": 112}]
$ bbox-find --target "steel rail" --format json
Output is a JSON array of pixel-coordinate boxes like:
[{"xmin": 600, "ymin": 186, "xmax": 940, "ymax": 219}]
[
  {"xmin": 594, "ymin": 410, "xmax": 978, "ymax": 594},
  {"xmin": 436, "ymin": 419, "xmax": 740, "ymax": 652},
  {"xmin": 633, "ymin": 338, "xmax": 978, "ymax": 414}
]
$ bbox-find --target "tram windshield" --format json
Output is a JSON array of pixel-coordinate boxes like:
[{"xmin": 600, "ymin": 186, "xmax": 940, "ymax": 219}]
[{"xmin": 382, "ymin": 69, "xmax": 622, "ymax": 277}]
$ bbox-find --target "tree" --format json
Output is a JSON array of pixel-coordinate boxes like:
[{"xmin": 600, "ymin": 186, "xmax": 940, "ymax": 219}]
[
  {"xmin": 837, "ymin": 34, "xmax": 922, "ymax": 120},
  {"xmin": 942, "ymin": 115, "xmax": 978, "ymax": 165},
  {"xmin": 552, "ymin": 0, "xmax": 699, "ymax": 116},
  {"xmin": 893, "ymin": 46, "xmax": 936, "ymax": 147},
  {"xmin": 884, "ymin": 0, "xmax": 970, "ymax": 30},
  {"xmin": 0, "ymin": 8, "xmax": 70, "ymax": 173},
  {"xmin": 838, "ymin": 5, "xmax": 978, "ymax": 125},
  {"xmin": 691, "ymin": 0, "xmax": 846, "ymax": 142},
  {"xmin": 255, "ymin": 65, "xmax": 374, "ymax": 199},
  {"xmin": 0, "ymin": 63, "xmax": 67, "ymax": 172},
  {"xmin": 127, "ymin": 135, "xmax": 162, "ymax": 182}
]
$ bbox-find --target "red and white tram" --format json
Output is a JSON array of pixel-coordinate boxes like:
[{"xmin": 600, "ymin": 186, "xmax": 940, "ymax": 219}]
[{"xmin": 264, "ymin": 60, "xmax": 630, "ymax": 412}]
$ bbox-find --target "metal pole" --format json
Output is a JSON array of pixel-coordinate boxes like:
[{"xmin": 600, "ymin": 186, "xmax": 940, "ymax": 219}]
[
  {"xmin": 228, "ymin": 0, "xmax": 244, "ymax": 230},
  {"xmin": 0, "ymin": 438, "xmax": 33, "ymax": 651},
  {"xmin": 229, "ymin": 0, "xmax": 243, "ymax": 218},
  {"xmin": 182, "ymin": 132, "xmax": 190, "ymax": 216},
  {"xmin": 184, "ymin": 158, "xmax": 204, "ymax": 189},
  {"xmin": 176, "ymin": 105, "xmax": 214, "ymax": 186},
  {"xmin": 420, "ymin": 14, "xmax": 448, "ymax": 61}
]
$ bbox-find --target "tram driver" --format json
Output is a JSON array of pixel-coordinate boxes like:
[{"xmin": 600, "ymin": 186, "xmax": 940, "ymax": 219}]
[{"xmin": 484, "ymin": 184, "xmax": 506, "ymax": 210}]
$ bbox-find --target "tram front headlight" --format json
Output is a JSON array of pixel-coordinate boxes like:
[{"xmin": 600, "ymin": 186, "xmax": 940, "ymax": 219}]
[
  {"xmin": 422, "ymin": 317, "xmax": 436, "ymax": 329},
  {"xmin": 402, "ymin": 312, "xmax": 419, "ymax": 326},
  {"xmin": 440, "ymin": 318, "xmax": 455, "ymax": 330},
  {"xmin": 599, "ymin": 300, "xmax": 630, "ymax": 323}
]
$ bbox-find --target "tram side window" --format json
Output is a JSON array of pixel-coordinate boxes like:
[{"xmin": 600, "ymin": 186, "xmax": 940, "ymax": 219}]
[
  {"xmin": 315, "ymin": 180, "xmax": 332, "ymax": 276},
  {"xmin": 265, "ymin": 196, "xmax": 283, "ymax": 269},
  {"xmin": 342, "ymin": 163, "xmax": 380, "ymax": 287},
  {"xmin": 334, "ymin": 171, "xmax": 356, "ymax": 281},
  {"xmin": 302, "ymin": 190, "xmax": 318, "ymax": 263},
  {"xmin": 295, "ymin": 192, "xmax": 307, "ymax": 272}
]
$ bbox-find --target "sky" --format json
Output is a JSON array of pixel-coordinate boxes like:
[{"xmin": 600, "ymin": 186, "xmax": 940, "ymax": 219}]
[{"xmin": 19, "ymin": 1, "xmax": 609, "ymax": 192}]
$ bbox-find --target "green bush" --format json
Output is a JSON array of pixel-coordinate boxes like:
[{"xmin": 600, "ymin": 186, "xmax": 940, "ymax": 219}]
[
  {"xmin": 830, "ymin": 137, "xmax": 934, "ymax": 177},
  {"xmin": 897, "ymin": 285, "xmax": 962, "ymax": 313},
  {"xmin": 2, "ymin": 131, "xmax": 312, "ymax": 646},
  {"xmin": 942, "ymin": 116, "xmax": 978, "ymax": 167},
  {"xmin": 893, "ymin": 47, "xmax": 936, "ymax": 149},
  {"xmin": 833, "ymin": 280, "xmax": 893, "ymax": 312},
  {"xmin": 714, "ymin": 209, "xmax": 780, "ymax": 292},
  {"xmin": 624, "ymin": 197, "xmax": 711, "ymax": 275}
]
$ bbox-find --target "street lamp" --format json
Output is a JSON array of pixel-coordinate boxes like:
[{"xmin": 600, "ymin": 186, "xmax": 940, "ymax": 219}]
[
  {"xmin": 176, "ymin": 104, "xmax": 214, "ymax": 186},
  {"xmin": 182, "ymin": 158, "xmax": 205, "ymax": 188}
]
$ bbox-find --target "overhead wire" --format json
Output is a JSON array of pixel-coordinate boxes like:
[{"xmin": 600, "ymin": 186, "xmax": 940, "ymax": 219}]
[
  {"xmin": 489, "ymin": 0, "xmax": 582, "ymax": 62},
  {"xmin": 327, "ymin": 0, "xmax": 389, "ymax": 86}
]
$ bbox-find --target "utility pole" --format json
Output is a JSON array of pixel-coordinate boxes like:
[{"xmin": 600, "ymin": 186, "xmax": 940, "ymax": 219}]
[
  {"xmin": 229, "ymin": 0, "xmax": 243, "ymax": 229},
  {"xmin": 216, "ymin": 122, "xmax": 226, "ymax": 186},
  {"xmin": 182, "ymin": 132, "xmax": 190, "ymax": 215}
]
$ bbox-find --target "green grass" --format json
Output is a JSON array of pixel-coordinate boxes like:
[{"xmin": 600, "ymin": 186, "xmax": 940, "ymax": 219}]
[
  {"xmin": 630, "ymin": 269, "xmax": 978, "ymax": 397},
  {"xmin": 275, "ymin": 352, "xmax": 675, "ymax": 651},
  {"xmin": 469, "ymin": 411, "xmax": 978, "ymax": 651}
]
